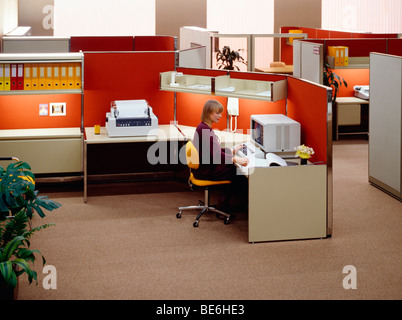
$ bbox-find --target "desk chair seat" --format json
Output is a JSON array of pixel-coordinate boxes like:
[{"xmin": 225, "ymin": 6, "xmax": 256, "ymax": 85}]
[{"xmin": 177, "ymin": 141, "xmax": 232, "ymax": 227}]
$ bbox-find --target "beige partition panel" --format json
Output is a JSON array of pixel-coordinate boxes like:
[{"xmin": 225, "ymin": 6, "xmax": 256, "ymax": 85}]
[
  {"xmin": 293, "ymin": 41, "xmax": 323, "ymax": 84},
  {"xmin": 369, "ymin": 53, "xmax": 402, "ymax": 199},
  {"xmin": 0, "ymin": 128, "xmax": 82, "ymax": 174},
  {"xmin": 2, "ymin": 36, "xmax": 70, "ymax": 53},
  {"xmin": 248, "ymin": 165, "xmax": 327, "ymax": 242}
]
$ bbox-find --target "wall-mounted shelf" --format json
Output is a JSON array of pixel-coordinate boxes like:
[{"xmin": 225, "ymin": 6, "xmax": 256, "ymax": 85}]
[
  {"xmin": 160, "ymin": 71, "xmax": 287, "ymax": 102},
  {"xmin": 0, "ymin": 52, "xmax": 84, "ymax": 95},
  {"xmin": 160, "ymin": 72, "xmax": 212, "ymax": 94},
  {"xmin": 326, "ymin": 56, "xmax": 369, "ymax": 69}
]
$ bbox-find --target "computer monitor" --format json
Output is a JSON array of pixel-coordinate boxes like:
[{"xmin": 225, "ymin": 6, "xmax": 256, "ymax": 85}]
[{"xmin": 250, "ymin": 114, "xmax": 301, "ymax": 152}]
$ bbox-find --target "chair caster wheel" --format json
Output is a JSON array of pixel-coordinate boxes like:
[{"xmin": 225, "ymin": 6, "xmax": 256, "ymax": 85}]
[
  {"xmin": 176, "ymin": 212, "xmax": 182, "ymax": 219},
  {"xmin": 193, "ymin": 221, "xmax": 199, "ymax": 228},
  {"xmin": 224, "ymin": 218, "xmax": 230, "ymax": 225}
]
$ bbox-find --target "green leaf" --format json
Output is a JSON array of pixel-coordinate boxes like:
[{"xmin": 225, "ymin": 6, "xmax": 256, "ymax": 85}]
[
  {"xmin": 2, "ymin": 235, "xmax": 25, "ymax": 262},
  {"xmin": 13, "ymin": 258, "xmax": 37, "ymax": 284},
  {"xmin": 0, "ymin": 260, "xmax": 17, "ymax": 287}
]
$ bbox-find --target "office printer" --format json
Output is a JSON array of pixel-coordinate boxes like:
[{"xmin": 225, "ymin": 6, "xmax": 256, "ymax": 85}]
[
  {"xmin": 354, "ymin": 85, "xmax": 369, "ymax": 100},
  {"xmin": 106, "ymin": 100, "xmax": 158, "ymax": 137}
]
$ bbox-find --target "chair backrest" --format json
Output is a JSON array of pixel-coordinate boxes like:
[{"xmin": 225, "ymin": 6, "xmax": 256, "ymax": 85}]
[
  {"xmin": 185, "ymin": 141, "xmax": 199, "ymax": 170},
  {"xmin": 270, "ymin": 61, "xmax": 286, "ymax": 68}
]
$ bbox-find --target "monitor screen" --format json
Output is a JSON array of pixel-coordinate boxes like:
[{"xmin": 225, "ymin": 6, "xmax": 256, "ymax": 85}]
[{"xmin": 252, "ymin": 120, "xmax": 263, "ymax": 146}]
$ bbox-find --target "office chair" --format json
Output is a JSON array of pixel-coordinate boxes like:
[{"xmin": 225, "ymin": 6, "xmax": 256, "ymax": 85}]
[
  {"xmin": 270, "ymin": 61, "xmax": 286, "ymax": 68},
  {"xmin": 177, "ymin": 141, "xmax": 232, "ymax": 227}
]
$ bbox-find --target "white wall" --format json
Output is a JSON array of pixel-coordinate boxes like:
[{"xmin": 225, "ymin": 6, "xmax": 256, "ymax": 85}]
[
  {"xmin": 0, "ymin": 0, "xmax": 18, "ymax": 36},
  {"xmin": 207, "ymin": 0, "xmax": 275, "ymax": 70},
  {"xmin": 207, "ymin": 0, "xmax": 274, "ymax": 34},
  {"xmin": 322, "ymin": 0, "xmax": 402, "ymax": 33},
  {"xmin": 53, "ymin": 0, "xmax": 155, "ymax": 36}
]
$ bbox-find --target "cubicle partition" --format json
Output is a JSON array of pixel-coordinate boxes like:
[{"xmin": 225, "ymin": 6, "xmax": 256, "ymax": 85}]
[
  {"xmin": 2, "ymin": 35, "xmax": 177, "ymax": 54},
  {"xmin": 280, "ymin": 26, "xmax": 400, "ymax": 64},
  {"xmin": 369, "ymin": 52, "xmax": 402, "ymax": 200},
  {"xmin": 287, "ymin": 76, "xmax": 330, "ymax": 165},
  {"xmin": 163, "ymin": 66, "xmax": 333, "ymax": 240},
  {"xmin": 83, "ymin": 51, "xmax": 176, "ymax": 127},
  {"xmin": 70, "ymin": 36, "xmax": 134, "ymax": 52}
]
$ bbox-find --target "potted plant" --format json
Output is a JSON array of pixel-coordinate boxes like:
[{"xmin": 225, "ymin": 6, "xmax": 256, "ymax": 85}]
[
  {"xmin": 0, "ymin": 210, "xmax": 53, "ymax": 299},
  {"xmin": 0, "ymin": 160, "xmax": 62, "ymax": 300},
  {"xmin": 323, "ymin": 62, "xmax": 348, "ymax": 104},
  {"xmin": 216, "ymin": 46, "xmax": 248, "ymax": 71}
]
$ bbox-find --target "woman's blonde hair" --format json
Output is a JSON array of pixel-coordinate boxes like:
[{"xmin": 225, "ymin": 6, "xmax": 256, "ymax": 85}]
[{"xmin": 201, "ymin": 100, "xmax": 224, "ymax": 122}]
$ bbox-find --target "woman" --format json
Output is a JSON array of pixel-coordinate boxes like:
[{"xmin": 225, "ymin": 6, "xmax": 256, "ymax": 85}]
[{"xmin": 192, "ymin": 99, "xmax": 248, "ymax": 212}]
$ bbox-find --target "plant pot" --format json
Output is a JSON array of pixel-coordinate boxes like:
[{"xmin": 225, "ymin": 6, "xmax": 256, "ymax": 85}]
[
  {"xmin": 300, "ymin": 158, "xmax": 308, "ymax": 165},
  {"xmin": 0, "ymin": 276, "xmax": 18, "ymax": 300}
]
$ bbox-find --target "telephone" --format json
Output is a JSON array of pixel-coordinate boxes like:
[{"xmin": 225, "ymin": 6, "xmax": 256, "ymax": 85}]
[
  {"xmin": 227, "ymin": 97, "xmax": 239, "ymax": 132},
  {"xmin": 353, "ymin": 85, "xmax": 369, "ymax": 100}
]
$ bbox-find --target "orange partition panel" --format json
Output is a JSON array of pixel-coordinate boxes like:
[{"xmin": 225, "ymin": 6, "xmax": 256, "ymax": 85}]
[
  {"xmin": 229, "ymin": 71, "xmax": 286, "ymax": 82},
  {"xmin": 83, "ymin": 52, "xmax": 175, "ymax": 127},
  {"xmin": 325, "ymin": 39, "xmax": 387, "ymax": 57},
  {"xmin": 176, "ymin": 92, "xmax": 286, "ymax": 133},
  {"xmin": 134, "ymin": 36, "xmax": 176, "ymax": 51},
  {"xmin": 388, "ymin": 39, "xmax": 402, "ymax": 56},
  {"xmin": 176, "ymin": 67, "xmax": 228, "ymax": 77},
  {"xmin": 334, "ymin": 69, "xmax": 370, "ymax": 97},
  {"xmin": 0, "ymin": 94, "xmax": 81, "ymax": 130},
  {"xmin": 70, "ymin": 36, "xmax": 134, "ymax": 52},
  {"xmin": 287, "ymin": 77, "xmax": 329, "ymax": 164},
  {"xmin": 176, "ymin": 93, "xmax": 228, "ymax": 131}
]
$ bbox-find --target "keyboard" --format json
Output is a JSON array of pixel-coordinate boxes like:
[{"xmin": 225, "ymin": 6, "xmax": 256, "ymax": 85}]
[{"xmin": 237, "ymin": 142, "xmax": 258, "ymax": 159}]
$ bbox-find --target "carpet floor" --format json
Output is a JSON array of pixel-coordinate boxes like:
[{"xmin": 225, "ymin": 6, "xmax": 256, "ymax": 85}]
[{"xmin": 16, "ymin": 139, "xmax": 402, "ymax": 300}]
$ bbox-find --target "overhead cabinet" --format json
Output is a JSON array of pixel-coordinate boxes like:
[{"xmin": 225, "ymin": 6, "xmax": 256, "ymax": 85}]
[{"xmin": 160, "ymin": 71, "xmax": 287, "ymax": 102}]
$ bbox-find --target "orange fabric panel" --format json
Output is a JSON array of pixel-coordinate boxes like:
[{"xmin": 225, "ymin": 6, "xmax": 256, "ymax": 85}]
[
  {"xmin": 229, "ymin": 71, "xmax": 287, "ymax": 82},
  {"xmin": 0, "ymin": 94, "xmax": 81, "ymax": 130},
  {"xmin": 70, "ymin": 36, "xmax": 134, "ymax": 52},
  {"xmin": 134, "ymin": 36, "xmax": 176, "ymax": 51},
  {"xmin": 316, "ymin": 29, "xmax": 330, "ymax": 39},
  {"xmin": 325, "ymin": 39, "xmax": 387, "ymax": 57},
  {"xmin": 176, "ymin": 67, "xmax": 228, "ymax": 77},
  {"xmin": 176, "ymin": 93, "xmax": 228, "ymax": 131},
  {"xmin": 287, "ymin": 77, "xmax": 329, "ymax": 164},
  {"xmin": 388, "ymin": 39, "xmax": 402, "ymax": 56},
  {"xmin": 334, "ymin": 69, "xmax": 370, "ymax": 97},
  {"xmin": 83, "ymin": 52, "xmax": 175, "ymax": 127},
  {"xmin": 352, "ymin": 33, "xmax": 398, "ymax": 39},
  {"xmin": 176, "ymin": 92, "xmax": 286, "ymax": 133},
  {"xmin": 328, "ymin": 31, "xmax": 353, "ymax": 39}
]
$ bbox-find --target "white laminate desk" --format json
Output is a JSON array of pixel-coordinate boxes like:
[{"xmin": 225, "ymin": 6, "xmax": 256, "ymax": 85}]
[
  {"xmin": 83, "ymin": 124, "xmax": 250, "ymax": 202},
  {"xmin": 84, "ymin": 124, "xmax": 187, "ymax": 202},
  {"xmin": 335, "ymin": 97, "xmax": 369, "ymax": 140}
]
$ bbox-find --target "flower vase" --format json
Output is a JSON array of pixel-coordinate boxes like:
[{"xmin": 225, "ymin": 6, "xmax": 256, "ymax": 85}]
[{"xmin": 300, "ymin": 158, "xmax": 308, "ymax": 165}]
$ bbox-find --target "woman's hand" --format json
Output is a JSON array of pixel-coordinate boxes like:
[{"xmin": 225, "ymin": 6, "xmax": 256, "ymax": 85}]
[
  {"xmin": 232, "ymin": 144, "xmax": 244, "ymax": 155},
  {"xmin": 233, "ymin": 155, "xmax": 249, "ymax": 167}
]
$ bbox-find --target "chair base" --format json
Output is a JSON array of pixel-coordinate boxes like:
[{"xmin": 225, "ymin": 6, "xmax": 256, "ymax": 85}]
[{"xmin": 177, "ymin": 188, "xmax": 231, "ymax": 227}]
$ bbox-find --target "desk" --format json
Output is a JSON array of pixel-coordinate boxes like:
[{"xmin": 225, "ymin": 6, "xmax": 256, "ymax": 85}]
[
  {"xmin": 84, "ymin": 124, "xmax": 187, "ymax": 202},
  {"xmin": 83, "ymin": 124, "xmax": 250, "ymax": 202},
  {"xmin": 84, "ymin": 124, "xmax": 328, "ymax": 243},
  {"xmin": 334, "ymin": 97, "xmax": 369, "ymax": 140},
  {"xmin": 255, "ymin": 65, "xmax": 293, "ymax": 74}
]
